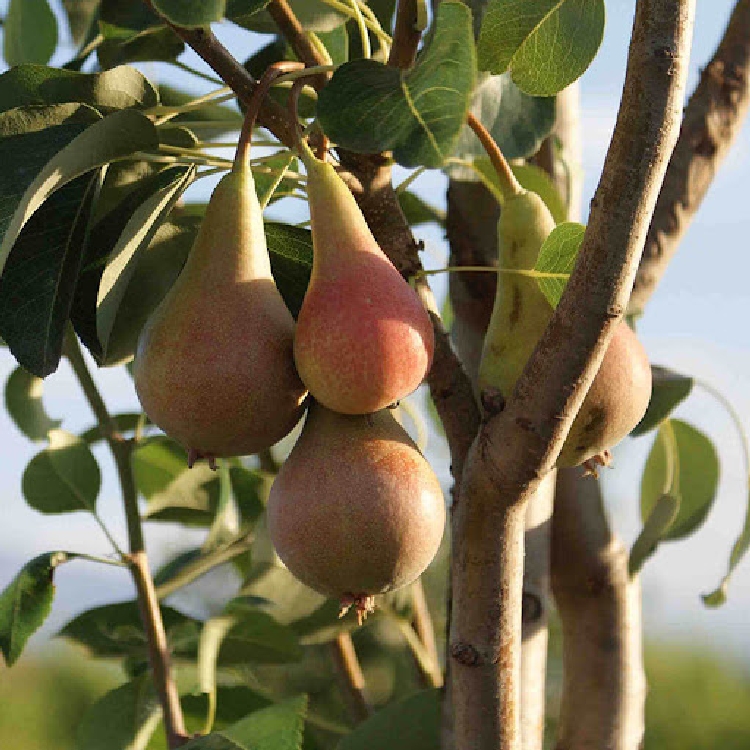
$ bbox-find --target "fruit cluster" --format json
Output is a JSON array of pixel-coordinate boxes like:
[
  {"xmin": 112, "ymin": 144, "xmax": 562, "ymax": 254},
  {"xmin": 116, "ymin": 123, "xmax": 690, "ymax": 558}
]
[{"xmin": 133, "ymin": 147, "xmax": 444, "ymax": 622}]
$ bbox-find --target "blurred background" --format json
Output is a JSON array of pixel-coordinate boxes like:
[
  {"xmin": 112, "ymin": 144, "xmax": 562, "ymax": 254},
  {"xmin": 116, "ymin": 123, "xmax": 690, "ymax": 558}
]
[{"xmin": 1, "ymin": 0, "xmax": 750, "ymax": 747}]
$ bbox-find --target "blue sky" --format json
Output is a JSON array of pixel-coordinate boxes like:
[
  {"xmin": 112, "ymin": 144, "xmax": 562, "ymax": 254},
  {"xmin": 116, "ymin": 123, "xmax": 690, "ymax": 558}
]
[{"xmin": 1, "ymin": 1, "xmax": 750, "ymax": 656}]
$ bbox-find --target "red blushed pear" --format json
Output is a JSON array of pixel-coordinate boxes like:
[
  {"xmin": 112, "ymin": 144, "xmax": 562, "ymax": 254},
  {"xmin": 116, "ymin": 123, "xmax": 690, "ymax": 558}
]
[
  {"xmin": 294, "ymin": 154, "xmax": 435, "ymax": 415},
  {"xmin": 133, "ymin": 162, "xmax": 307, "ymax": 463},
  {"xmin": 267, "ymin": 401, "xmax": 446, "ymax": 623}
]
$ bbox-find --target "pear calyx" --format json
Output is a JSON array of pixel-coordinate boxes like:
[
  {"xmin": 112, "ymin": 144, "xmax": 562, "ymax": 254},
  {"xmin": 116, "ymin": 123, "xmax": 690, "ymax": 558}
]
[{"xmin": 267, "ymin": 401, "xmax": 446, "ymax": 621}]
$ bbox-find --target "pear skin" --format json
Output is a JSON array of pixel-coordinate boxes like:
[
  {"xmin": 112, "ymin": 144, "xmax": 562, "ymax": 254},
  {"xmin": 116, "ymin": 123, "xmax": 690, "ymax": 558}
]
[
  {"xmin": 557, "ymin": 321, "xmax": 652, "ymax": 468},
  {"xmin": 477, "ymin": 190, "xmax": 652, "ymax": 467},
  {"xmin": 267, "ymin": 401, "xmax": 445, "ymax": 618},
  {"xmin": 477, "ymin": 191, "xmax": 557, "ymax": 408},
  {"xmin": 133, "ymin": 165, "xmax": 307, "ymax": 459},
  {"xmin": 294, "ymin": 156, "xmax": 434, "ymax": 415}
]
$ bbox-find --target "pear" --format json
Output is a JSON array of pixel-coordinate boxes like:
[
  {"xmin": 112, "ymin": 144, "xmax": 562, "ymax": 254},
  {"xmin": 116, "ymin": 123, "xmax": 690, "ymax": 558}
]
[
  {"xmin": 293, "ymin": 155, "xmax": 434, "ymax": 415},
  {"xmin": 267, "ymin": 401, "xmax": 446, "ymax": 621},
  {"xmin": 133, "ymin": 164, "xmax": 307, "ymax": 461},
  {"xmin": 477, "ymin": 191, "xmax": 557, "ymax": 409},
  {"xmin": 478, "ymin": 190, "xmax": 652, "ymax": 468}
]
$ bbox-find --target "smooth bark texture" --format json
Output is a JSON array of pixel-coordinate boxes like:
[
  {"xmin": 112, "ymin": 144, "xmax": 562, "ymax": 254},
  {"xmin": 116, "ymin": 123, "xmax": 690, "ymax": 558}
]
[
  {"xmin": 446, "ymin": 178, "xmax": 554, "ymax": 750},
  {"xmin": 552, "ymin": 470, "xmax": 646, "ymax": 750},
  {"xmin": 630, "ymin": 0, "xmax": 750, "ymax": 314},
  {"xmin": 450, "ymin": 2, "xmax": 695, "ymax": 748}
]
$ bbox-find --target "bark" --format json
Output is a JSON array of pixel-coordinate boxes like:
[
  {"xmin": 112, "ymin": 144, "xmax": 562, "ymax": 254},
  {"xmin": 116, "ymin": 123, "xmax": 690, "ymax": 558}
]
[
  {"xmin": 552, "ymin": 470, "xmax": 646, "ymax": 750},
  {"xmin": 446, "ymin": 178, "xmax": 554, "ymax": 750},
  {"xmin": 630, "ymin": 0, "xmax": 750, "ymax": 314},
  {"xmin": 449, "ymin": 3, "xmax": 695, "ymax": 749}
]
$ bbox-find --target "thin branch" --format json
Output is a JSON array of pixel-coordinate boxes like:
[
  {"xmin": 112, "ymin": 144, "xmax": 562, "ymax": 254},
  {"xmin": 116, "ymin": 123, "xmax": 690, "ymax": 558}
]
[
  {"xmin": 267, "ymin": 0, "xmax": 331, "ymax": 88},
  {"xmin": 630, "ymin": 0, "xmax": 750, "ymax": 315},
  {"xmin": 63, "ymin": 329, "xmax": 188, "ymax": 748},
  {"xmin": 551, "ymin": 469, "xmax": 646, "ymax": 750},
  {"xmin": 388, "ymin": 0, "xmax": 423, "ymax": 69},
  {"xmin": 144, "ymin": 1, "xmax": 298, "ymax": 147},
  {"xmin": 130, "ymin": 551, "xmax": 190, "ymax": 747},
  {"xmin": 449, "ymin": 2, "xmax": 695, "ymax": 749},
  {"xmin": 329, "ymin": 633, "xmax": 370, "ymax": 722}
]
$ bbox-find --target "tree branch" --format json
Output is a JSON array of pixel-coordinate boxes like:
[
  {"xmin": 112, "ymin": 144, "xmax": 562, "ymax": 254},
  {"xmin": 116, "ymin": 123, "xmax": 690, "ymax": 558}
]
[
  {"xmin": 63, "ymin": 330, "xmax": 188, "ymax": 748},
  {"xmin": 551, "ymin": 469, "xmax": 646, "ymax": 750},
  {"xmin": 630, "ymin": 0, "xmax": 750, "ymax": 315},
  {"xmin": 388, "ymin": 0, "xmax": 423, "ymax": 69},
  {"xmin": 449, "ymin": 2, "xmax": 695, "ymax": 748}
]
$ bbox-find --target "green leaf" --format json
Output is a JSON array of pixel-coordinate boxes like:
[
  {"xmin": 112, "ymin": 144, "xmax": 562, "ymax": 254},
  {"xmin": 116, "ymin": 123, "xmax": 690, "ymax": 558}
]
[
  {"xmin": 4, "ymin": 0, "xmax": 58, "ymax": 66},
  {"xmin": 76, "ymin": 675, "xmax": 162, "ymax": 750},
  {"xmin": 0, "ymin": 171, "xmax": 101, "ymax": 376},
  {"xmin": 449, "ymin": 73, "xmax": 555, "ymax": 176},
  {"xmin": 95, "ymin": 165, "xmax": 196, "ymax": 363},
  {"xmin": 318, "ymin": 1, "xmax": 476, "ymax": 167},
  {"xmin": 338, "ymin": 689, "xmax": 439, "ymax": 750},
  {"xmin": 234, "ymin": 0, "xmax": 345, "ymax": 33},
  {"xmin": 0, "ymin": 552, "xmax": 73, "ymax": 666},
  {"xmin": 0, "ymin": 109, "xmax": 160, "ymax": 279},
  {"xmin": 98, "ymin": 25, "xmax": 185, "ymax": 68},
  {"xmin": 265, "ymin": 223, "xmax": 313, "ymax": 318},
  {"xmin": 183, "ymin": 696, "xmax": 307, "ymax": 750},
  {"xmin": 134, "ymin": 437, "xmax": 219, "ymax": 525},
  {"xmin": 182, "ymin": 686, "xmax": 272, "ymax": 730},
  {"xmin": 631, "ymin": 365, "xmax": 693, "ymax": 437},
  {"xmin": 62, "ymin": 0, "xmax": 100, "ymax": 44},
  {"xmin": 397, "ymin": 191, "xmax": 446, "ymax": 228},
  {"xmin": 0, "ymin": 103, "xmax": 101, "ymax": 137},
  {"xmin": 533, "ymin": 222, "xmax": 585, "ymax": 307},
  {"xmin": 215, "ymin": 608, "xmax": 303, "ymax": 665},
  {"xmin": 152, "ymin": 0, "xmax": 226, "ymax": 27},
  {"xmin": 629, "ymin": 493, "xmax": 681, "ymax": 576},
  {"xmin": 22, "ymin": 429, "xmax": 101, "ymax": 514},
  {"xmin": 60, "ymin": 600, "xmax": 200, "ymax": 659},
  {"xmin": 314, "ymin": 25, "xmax": 349, "ymax": 66},
  {"xmin": 641, "ymin": 419, "xmax": 720, "ymax": 542},
  {"xmin": 5, "ymin": 366, "xmax": 62, "ymax": 441},
  {"xmin": 0, "ymin": 65, "xmax": 159, "ymax": 113},
  {"xmin": 477, "ymin": 0, "xmax": 606, "ymax": 96},
  {"xmin": 133, "ymin": 436, "xmax": 195, "ymax": 496},
  {"xmin": 73, "ymin": 199, "xmax": 198, "ymax": 364}
]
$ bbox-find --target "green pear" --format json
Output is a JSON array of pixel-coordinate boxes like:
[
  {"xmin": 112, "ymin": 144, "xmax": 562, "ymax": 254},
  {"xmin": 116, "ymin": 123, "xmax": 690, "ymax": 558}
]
[
  {"xmin": 478, "ymin": 190, "xmax": 652, "ymax": 468},
  {"xmin": 293, "ymin": 155, "xmax": 434, "ymax": 415},
  {"xmin": 267, "ymin": 401, "xmax": 445, "ymax": 621},
  {"xmin": 133, "ymin": 164, "xmax": 307, "ymax": 461}
]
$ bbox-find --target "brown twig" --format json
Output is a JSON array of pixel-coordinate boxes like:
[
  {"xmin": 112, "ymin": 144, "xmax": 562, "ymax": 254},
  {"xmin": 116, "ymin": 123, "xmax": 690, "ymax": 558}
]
[
  {"xmin": 267, "ymin": 0, "xmax": 331, "ymax": 88},
  {"xmin": 630, "ymin": 0, "xmax": 750, "ymax": 315},
  {"xmin": 551, "ymin": 469, "xmax": 646, "ymax": 750},
  {"xmin": 130, "ymin": 551, "xmax": 190, "ymax": 748},
  {"xmin": 63, "ymin": 329, "xmax": 188, "ymax": 748},
  {"xmin": 388, "ymin": 0, "xmax": 423, "ymax": 69},
  {"xmin": 329, "ymin": 633, "xmax": 370, "ymax": 722},
  {"xmin": 449, "ymin": 2, "xmax": 695, "ymax": 748}
]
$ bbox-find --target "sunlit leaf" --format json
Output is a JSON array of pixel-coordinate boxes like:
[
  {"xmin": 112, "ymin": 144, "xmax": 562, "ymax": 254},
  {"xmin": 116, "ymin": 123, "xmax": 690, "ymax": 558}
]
[
  {"xmin": 0, "ymin": 552, "xmax": 74, "ymax": 665},
  {"xmin": 22, "ymin": 429, "xmax": 101, "ymax": 514},
  {"xmin": 4, "ymin": 0, "xmax": 58, "ymax": 66},
  {"xmin": 4, "ymin": 366, "xmax": 62, "ymax": 441}
]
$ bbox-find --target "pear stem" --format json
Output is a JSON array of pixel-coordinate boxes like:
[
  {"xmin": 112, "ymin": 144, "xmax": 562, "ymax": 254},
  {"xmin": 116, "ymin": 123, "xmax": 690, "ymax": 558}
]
[
  {"xmin": 466, "ymin": 112, "xmax": 523, "ymax": 200},
  {"xmin": 235, "ymin": 61, "xmax": 306, "ymax": 170}
]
